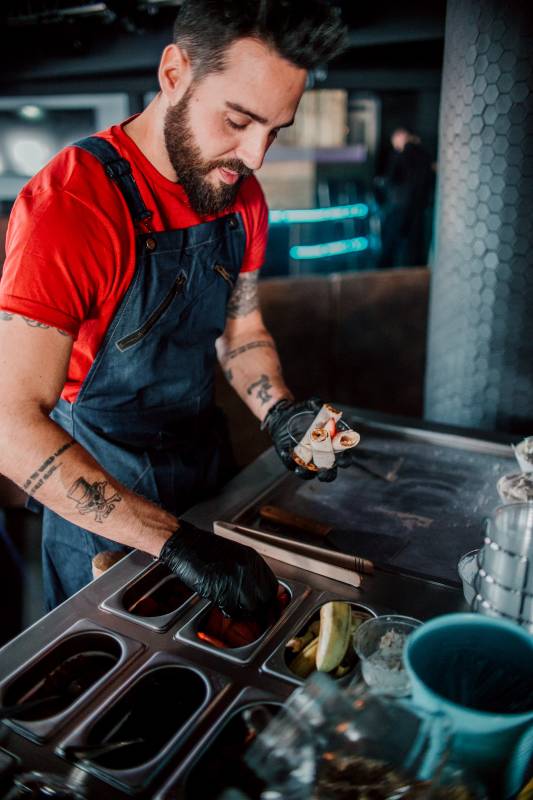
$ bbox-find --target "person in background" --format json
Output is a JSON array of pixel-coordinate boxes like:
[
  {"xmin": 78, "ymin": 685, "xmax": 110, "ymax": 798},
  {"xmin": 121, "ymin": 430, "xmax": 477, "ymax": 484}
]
[
  {"xmin": 0, "ymin": 1, "xmax": 348, "ymax": 617},
  {"xmin": 378, "ymin": 126, "xmax": 434, "ymax": 269}
]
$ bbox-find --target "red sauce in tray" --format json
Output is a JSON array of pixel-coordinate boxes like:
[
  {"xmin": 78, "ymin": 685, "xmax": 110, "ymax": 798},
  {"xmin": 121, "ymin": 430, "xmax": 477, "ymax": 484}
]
[{"xmin": 197, "ymin": 585, "xmax": 290, "ymax": 649}]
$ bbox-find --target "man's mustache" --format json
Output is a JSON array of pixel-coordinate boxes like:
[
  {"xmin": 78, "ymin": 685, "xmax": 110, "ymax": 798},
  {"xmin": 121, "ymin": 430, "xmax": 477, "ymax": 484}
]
[{"xmin": 203, "ymin": 158, "xmax": 253, "ymax": 178}]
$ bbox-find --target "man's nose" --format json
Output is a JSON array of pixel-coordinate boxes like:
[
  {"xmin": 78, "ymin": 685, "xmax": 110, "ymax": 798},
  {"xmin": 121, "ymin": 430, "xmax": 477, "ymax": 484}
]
[{"xmin": 235, "ymin": 130, "xmax": 270, "ymax": 172}]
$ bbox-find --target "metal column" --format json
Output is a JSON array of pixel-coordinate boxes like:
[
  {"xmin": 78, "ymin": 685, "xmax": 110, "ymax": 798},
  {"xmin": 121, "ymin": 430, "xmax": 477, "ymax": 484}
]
[{"xmin": 424, "ymin": 0, "xmax": 533, "ymax": 433}]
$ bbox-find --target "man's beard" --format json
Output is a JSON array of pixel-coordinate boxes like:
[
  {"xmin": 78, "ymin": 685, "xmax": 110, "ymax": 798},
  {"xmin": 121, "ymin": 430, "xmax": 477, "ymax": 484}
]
[{"xmin": 164, "ymin": 90, "xmax": 252, "ymax": 216}]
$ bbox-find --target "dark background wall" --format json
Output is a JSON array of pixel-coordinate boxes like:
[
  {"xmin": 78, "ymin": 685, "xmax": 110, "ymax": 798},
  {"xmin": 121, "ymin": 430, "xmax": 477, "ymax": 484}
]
[{"xmin": 0, "ymin": 0, "xmax": 446, "ymax": 165}]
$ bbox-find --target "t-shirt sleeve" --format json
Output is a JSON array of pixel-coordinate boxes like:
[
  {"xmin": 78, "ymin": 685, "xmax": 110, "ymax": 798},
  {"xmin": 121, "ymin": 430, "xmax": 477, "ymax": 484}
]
[
  {"xmin": 0, "ymin": 185, "xmax": 119, "ymax": 337},
  {"xmin": 239, "ymin": 176, "xmax": 269, "ymax": 273}
]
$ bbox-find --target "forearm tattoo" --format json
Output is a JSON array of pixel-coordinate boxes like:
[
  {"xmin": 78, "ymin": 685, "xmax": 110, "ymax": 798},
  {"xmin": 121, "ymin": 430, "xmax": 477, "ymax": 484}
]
[
  {"xmin": 246, "ymin": 374, "xmax": 273, "ymax": 405},
  {"xmin": 224, "ymin": 339, "xmax": 275, "ymax": 362},
  {"xmin": 224, "ymin": 368, "xmax": 233, "ymax": 383},
  {"xmin": 24, "ymin": 440, "xmax": 75, "ymax": 495},
  {"xmin": 0, "ymin": 311, "xmax": 70, "ymax": 336},
  {"xmin": 226, "ymin": 273, "xmax": 259, "ymax": 318},
  {"xmin": 67, "ymin": 477, "xmax": 122, "ymax": 523}
]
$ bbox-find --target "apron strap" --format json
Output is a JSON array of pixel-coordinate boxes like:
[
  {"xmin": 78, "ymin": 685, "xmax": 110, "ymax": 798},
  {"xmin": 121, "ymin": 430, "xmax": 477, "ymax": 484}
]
[{"xmin": 73, "ymin": 136, "xmax": 153, "ymax": 231}]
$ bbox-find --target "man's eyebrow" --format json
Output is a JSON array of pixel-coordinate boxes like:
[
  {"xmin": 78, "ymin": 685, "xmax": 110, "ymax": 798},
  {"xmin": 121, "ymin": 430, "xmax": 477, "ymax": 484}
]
[{"xmin": 225, "ymin": 102, "xmax": 294, "ymax": 129}]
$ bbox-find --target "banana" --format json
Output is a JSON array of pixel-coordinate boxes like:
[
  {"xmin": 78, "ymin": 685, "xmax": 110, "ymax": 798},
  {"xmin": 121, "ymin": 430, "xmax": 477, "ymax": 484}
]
[
  {"xmin": 289, "ymin": 636, "xmax": 319, "ymax": 678},
  {"xmin": 316, "ymin": 601, "xmax": 352, "ymax": 672},
  {"xmin": 285, "ymin": 619, "xmax": 321, "ymax": 654},
  {"xmin": 333, "ymin": 663, "xmax": 351, "ymax": 678},
  {"xmin": 286, "ymin": 629, "xmax": 314, "ymax": 654}
]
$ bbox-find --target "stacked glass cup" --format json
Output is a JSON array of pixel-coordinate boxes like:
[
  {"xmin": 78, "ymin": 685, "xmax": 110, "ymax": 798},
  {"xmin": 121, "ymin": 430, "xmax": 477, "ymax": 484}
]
[{"xmin": 472, "ymin": 502, "xmax": 533, "ymax": 632}]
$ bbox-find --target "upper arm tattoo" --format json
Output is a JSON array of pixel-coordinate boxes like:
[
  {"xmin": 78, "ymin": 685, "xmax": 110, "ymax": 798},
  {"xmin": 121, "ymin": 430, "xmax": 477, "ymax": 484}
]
[
  {"xmin": 0, "ymin": 311, "xmax": 71, "ymax": 337},
  {"xmin": 22, "ymin": 317, "xmax": 51, "ymax": 329},
  {"xmin": 226, "ymin": 272, "xmax": 259, "ymax": 318}
]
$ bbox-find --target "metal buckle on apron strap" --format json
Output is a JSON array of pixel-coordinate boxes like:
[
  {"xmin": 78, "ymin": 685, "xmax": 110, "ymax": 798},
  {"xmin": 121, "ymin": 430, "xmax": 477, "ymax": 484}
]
[
  {"xmin": 137, "ymin": 214, "xmax": 155, "ymax": 235},
  {"xmin": 104, "ymin": 159, "xmax": 132, "ymax": 179},
  {"xmin": 103, "ymin": 157, "xmax": 154, "ymax": 233}
]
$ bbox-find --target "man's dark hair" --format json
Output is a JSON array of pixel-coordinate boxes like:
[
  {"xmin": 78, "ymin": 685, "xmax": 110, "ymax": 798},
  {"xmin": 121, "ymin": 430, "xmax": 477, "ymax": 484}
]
[{"xmin": 173, "ymin": 0, "xmax": 347, "ymax": 80}]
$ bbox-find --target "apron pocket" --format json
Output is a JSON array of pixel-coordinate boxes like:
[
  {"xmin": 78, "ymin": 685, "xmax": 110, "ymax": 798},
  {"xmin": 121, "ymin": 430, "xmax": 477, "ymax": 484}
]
[{"xmin": 116, "ymin": 273, "xmax": 187, "ymax": 352}]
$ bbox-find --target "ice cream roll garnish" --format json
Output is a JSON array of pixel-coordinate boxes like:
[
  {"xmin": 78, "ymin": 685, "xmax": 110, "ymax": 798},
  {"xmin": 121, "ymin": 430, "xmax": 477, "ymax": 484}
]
[
  {"xmin": 325, "ymin": 417, "xmax": 337, "ymax": 438},
  {"xmin": 332, "ymin": 430, "xmax": 360, "ymax": 452},
  {"xmin": 293, "ymin": 453, "xmax": 319, "ymax": 471},
  {"xmin": 293, "ymin": 404, "xmax": 342, "ymax": 464},
  {"xmin": 291, "ymin": 404, "xmax": 359, "ymax": 471},
  {"xmin": 311, "ymin": 427, "xmax": 335, "ymax": 469}
]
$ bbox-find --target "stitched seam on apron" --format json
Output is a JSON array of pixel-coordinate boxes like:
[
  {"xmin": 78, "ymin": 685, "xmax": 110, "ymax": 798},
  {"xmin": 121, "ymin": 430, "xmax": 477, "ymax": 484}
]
[{"xmin": 130, "ymin": 461, "xmax": 153, "ymax": 492}]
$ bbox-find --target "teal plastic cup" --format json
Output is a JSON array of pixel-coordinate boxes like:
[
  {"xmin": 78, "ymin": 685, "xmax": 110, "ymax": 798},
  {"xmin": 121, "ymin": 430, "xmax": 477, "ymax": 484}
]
[{"xmin": 403, "ymin": 613, "xmax": 533, "ymax": 791}]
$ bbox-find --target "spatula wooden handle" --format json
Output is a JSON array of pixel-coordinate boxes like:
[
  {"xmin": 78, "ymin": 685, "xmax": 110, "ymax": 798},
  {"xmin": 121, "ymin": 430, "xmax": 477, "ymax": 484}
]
[{"xmin": 259, "ymin": 505, "xmax": 333, "ymax": 538}]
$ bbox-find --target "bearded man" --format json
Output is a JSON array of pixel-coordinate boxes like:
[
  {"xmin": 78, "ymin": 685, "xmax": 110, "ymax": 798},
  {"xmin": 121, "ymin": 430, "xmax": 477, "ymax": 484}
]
[{"xmin": 0, "ymin": 0, "xmax": 346, "ymax": 614}]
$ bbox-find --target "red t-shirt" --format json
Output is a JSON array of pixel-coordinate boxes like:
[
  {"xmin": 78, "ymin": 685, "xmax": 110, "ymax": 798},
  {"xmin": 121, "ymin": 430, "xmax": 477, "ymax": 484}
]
[{"xmin": 0, "ymin": 120, "xmax": 268, "ymax": 402}]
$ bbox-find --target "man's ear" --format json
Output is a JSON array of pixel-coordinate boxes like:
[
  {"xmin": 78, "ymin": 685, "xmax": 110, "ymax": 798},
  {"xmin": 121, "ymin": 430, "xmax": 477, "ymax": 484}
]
[{"xmin": 158, "ymin": 43, "xmax": 193, "ymax": 104}]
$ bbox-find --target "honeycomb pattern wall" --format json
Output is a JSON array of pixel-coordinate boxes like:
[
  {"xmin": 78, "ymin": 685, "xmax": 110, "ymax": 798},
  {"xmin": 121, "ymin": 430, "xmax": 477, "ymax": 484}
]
[{"xmin": 424, "ymin": 0, "xmax": 533, "ymax": 433}]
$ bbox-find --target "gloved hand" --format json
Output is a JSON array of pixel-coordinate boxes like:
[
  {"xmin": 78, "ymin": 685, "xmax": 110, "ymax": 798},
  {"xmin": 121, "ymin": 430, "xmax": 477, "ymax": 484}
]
[
  {"xmin": 263, "ymin": 397, "xmax": 354, "ymax": 483},
  {"xmin": 159, "ymin": 520, "xmax": 279, "ymax": 620}
]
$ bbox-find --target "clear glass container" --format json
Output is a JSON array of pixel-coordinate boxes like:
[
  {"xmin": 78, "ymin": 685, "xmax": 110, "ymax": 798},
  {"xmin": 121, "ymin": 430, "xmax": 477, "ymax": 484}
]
[
  {"xmin": 245, "ymin": 672, "xmax": 456, "ymax": 799},
  {"xmin": 353, "ymin": 614, "xmax": 422, "ymax": 697}
]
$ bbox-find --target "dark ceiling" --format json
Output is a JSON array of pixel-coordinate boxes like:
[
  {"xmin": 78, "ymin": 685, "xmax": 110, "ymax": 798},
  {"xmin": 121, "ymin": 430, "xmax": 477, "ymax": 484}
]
[{"xmin": 0, "ymin": 0, "xmax": 446, "ymax": 90}]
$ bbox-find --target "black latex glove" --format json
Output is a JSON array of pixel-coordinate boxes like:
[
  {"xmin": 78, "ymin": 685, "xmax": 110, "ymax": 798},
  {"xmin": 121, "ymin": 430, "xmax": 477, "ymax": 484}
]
[
  {"xmin": 159, "ymin": 520, "xmax": 279, "ymax": 619},
  {"xmin": 263, "ymin": 397, "xmax": 354, "ymax": 483}
]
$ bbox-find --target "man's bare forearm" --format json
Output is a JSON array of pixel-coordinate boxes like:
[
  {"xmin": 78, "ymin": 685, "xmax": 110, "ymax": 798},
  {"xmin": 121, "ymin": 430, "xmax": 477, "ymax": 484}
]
[
  {"xmin": 0, "ymin": 312, "xmax": 176, "ymax": 556},
  {"xmin": 217, "ymin": 328, "xmax": 293, "ymax": 421},
  {"xmin": 217, "ymin": 272, "xmax": 293, "ymax": 420},
  {"xmin": 0, "ymin": 411, "xmax": 176, "ymax": 556}
]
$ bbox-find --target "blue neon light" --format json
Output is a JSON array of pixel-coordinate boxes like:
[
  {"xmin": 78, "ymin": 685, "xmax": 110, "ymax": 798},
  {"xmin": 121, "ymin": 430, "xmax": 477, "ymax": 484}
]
[
  {"xmin": 269, "ymin": 203, "xmax": 368, "ymax": 224},
  {"xmin": 290, "ymin": 236, "xmax": 369, "ymax": 260}
]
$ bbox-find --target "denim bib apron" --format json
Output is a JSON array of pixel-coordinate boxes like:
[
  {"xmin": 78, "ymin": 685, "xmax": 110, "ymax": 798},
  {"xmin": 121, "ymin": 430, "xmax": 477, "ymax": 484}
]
[{"xmin": 41, "ymin": 136, "xmax": 245, "ymax": 610}]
